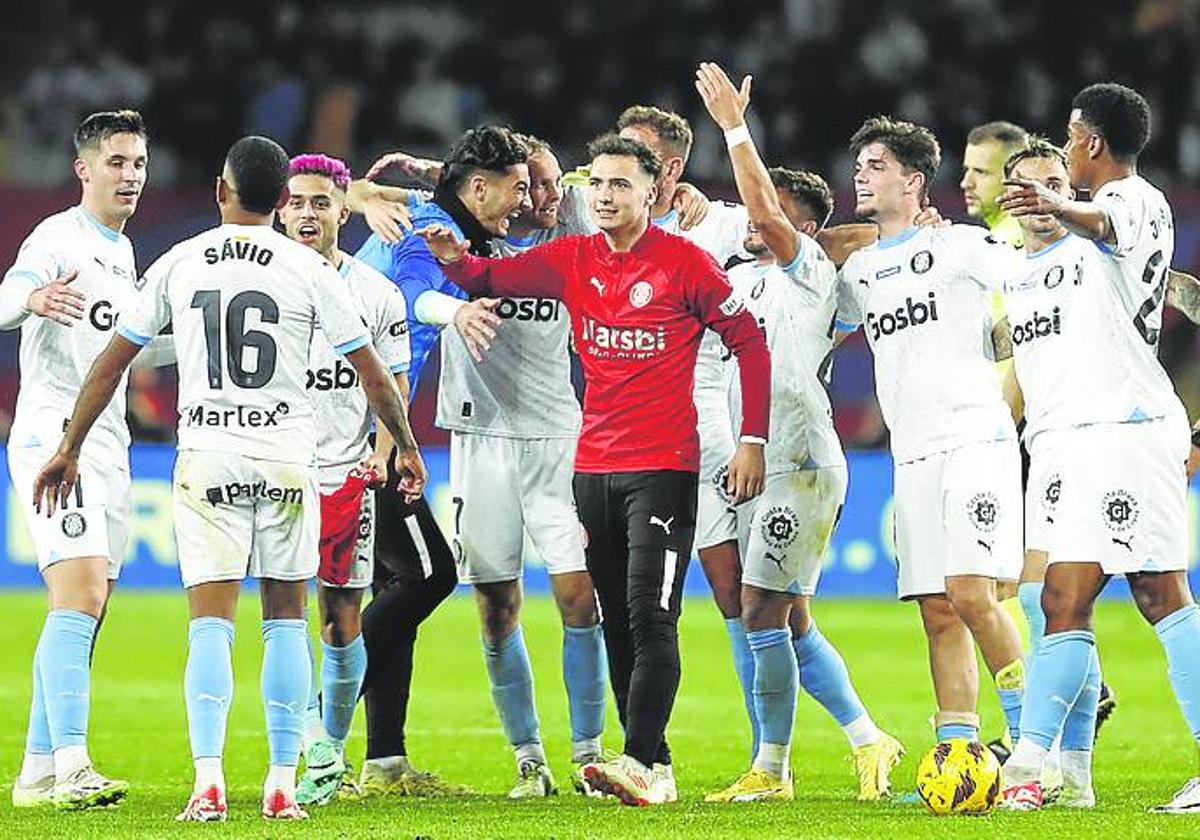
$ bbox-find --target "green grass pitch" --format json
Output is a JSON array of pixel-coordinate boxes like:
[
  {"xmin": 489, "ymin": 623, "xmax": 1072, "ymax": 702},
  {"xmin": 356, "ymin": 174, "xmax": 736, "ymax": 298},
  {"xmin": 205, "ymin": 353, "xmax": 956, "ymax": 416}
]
[{"xmin": 0, "ymin": 591, "xmax": 1197, "ymax": 838}]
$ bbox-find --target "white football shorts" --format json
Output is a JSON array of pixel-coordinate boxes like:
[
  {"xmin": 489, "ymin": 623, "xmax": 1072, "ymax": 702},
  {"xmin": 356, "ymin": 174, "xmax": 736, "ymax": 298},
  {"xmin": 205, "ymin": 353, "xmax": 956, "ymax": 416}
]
[{"xmin": 451, "ymin": 432, "xmax": 587, "ymax": 584}]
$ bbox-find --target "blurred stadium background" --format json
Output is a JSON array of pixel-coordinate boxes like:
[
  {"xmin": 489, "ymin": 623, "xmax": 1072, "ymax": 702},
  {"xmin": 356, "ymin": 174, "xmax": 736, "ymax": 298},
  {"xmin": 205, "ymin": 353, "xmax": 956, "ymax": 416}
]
[{"xmin": 2, "ymin": 0, "xmax": 1199, "ymax": 593}]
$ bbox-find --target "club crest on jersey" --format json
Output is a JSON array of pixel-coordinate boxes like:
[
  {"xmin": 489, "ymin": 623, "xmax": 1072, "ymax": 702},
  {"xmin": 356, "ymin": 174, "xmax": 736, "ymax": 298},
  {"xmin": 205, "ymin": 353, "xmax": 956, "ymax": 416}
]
[
  {"xmin": 1044, "ymin": 474, "xmax": 1062, "ymax": 509},
  {"xmin": 711, "ymin": 465, "xmax": 734, "ymax": 505},
  {"xmin": 629, "ymin": 281, "xmax": 654, "ymax": 308},
  {"xmin": 61, "ymin": 512, "xmax": 87, "ymax": 538},
  {"xmin": 762, "ymin": 506, "xmax": 800, "ymax": 549},
  {"xmin": 1044, "ymin": 265, "xmax": 1064, "ymax": 289},
  {"xmin": 1102, "ymin": 490, "xmax": 1139, "ymax": 532},
  {"xmin": 910, "ymin": 250, "xmax": 934, "ymax": 274},
  {"xmin": 966, "ymin": 492, "xmax": 999, "ymax": 533}
]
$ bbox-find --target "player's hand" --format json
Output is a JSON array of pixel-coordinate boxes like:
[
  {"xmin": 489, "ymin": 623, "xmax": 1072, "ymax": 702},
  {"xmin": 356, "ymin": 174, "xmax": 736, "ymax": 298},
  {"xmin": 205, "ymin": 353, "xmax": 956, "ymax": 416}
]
[
  {"xmin": 725, "ymin": 441, "xmax": 766, "ymax": 505},
  {"xmin": 416, "ymin": 225, "xmax": 470, "ymax": 265},
  {"xmin": 914, "ymin": 204, "xmax": 949, "ymax": 228},
  {"xmin": 357, "ymin": 452, "xmax": 389, "ymax": 488},
  {"xmin": 998, "ymin": 178, "xmax": 1066, "ymax": 218},
  {"xmin": 365, "ymin": 151, "xmax": 431, "ymax": 183},
  {"xmin": 454, "ymin": 298, "xmax": 502, "ymax": 362},
  {"xmin": 362, "ymin": 192, "xmax": 413, "ymax": 244},
  {"xmin": 392, "ymin": 445, "xmax": 428, "ymax": 504},
  {"xmin": 673, "ymin": 183, "xmax": 710, "ymax": 231},
  {"xmin": 26, "ymin": 269, "xmax": 84, "ymax": 326},
  {"xmin": 695, "ymin": 61, "xmax": 751, "ymax": 131},
  {"xmin": 33, "ymin": 449, "xmax": 79, "ymax": 517}
]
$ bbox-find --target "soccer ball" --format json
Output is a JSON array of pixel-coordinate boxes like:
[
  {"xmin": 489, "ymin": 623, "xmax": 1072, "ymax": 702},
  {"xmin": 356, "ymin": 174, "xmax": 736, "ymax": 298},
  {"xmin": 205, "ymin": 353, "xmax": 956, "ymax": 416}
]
[{"xmin": 915, "ymin": 739, "xmax": 1002, "ymax": 815}]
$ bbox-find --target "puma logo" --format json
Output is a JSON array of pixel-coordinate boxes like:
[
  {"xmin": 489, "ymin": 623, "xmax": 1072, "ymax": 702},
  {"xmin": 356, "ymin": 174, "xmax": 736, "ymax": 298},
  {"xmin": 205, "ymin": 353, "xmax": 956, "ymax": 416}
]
[
  {"xmin": 977, "ymin": 539, "xmax": 993, "ymax": 555},
  {"xmin": 590, "ymin": 277, "xmax": 606, "ymax": 294},
  {"xmin": 1112, "ymin": 535, "xmax": 1134, "ymax": 552},
  {"xmin": 650, "ymin": 515, "xmax": 674, "ymax": 535},
  {"xmin": 765, "ymin": 551, "xmax": 785, "ymax": 572}
]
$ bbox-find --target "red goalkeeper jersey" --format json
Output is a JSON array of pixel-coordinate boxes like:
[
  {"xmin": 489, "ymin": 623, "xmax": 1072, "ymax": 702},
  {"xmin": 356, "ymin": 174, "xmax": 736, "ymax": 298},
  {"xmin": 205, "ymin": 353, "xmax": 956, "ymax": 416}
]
[{"xmin": 443, "ymin": 223, "xmax": 770, "ymax": 473}]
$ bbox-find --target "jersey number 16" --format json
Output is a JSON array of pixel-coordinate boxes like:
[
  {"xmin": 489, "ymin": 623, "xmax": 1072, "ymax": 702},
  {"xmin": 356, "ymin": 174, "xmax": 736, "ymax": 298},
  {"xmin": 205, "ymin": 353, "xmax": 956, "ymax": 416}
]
[{"xmin": 190, "ymin": 289, "xmax": 279, "ymax": 389}]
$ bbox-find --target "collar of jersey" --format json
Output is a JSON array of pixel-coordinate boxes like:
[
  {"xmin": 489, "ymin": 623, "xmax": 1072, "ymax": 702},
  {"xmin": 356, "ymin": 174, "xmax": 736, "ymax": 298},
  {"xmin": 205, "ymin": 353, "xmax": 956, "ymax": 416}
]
[
  {"xmin": 505, "ymin": 231, "xmax": 540, "ymax": 248},
  {"xmin": 78, "ymin": 205, "xmax": 122, "ymax": 243},
  {"xmin": 1025, "ymin": 232, "xmax": 1074, "ymax": 259},
  {"xmin": 338, "ymin": 255, "xmax": 353, "ymax": 277},
  {"xmin": 652, "ymin": 208, "xmax": 678, "ymax": 229},
  {"xmin": 875, "ymin": 225, "xmax": 920, "ymax": 249}
]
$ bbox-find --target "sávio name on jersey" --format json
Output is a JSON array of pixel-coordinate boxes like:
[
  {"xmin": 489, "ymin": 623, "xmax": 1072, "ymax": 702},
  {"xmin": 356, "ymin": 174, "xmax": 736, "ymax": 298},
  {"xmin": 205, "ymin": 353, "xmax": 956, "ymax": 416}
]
[
  {"xmin": 866, "ymin": 292, "xmax": 939, "ymax": 341},
  {"xmin": 184, "ymin": 402, "xmax": 290, "ymax": 428},
  {"xmin": 203, "ymin": 237, "xmax": 274, "ymax": 266},
  {"xmin": 204, "ymin": 481, "xmax": 302, "ymax": 505},
  {"xmin": 580, "ymin": 317, "xmax": 667, "ymax": 358},
  {"xmin": 495, "ymin": 297, "xmax": 562, "ymax": 322}
]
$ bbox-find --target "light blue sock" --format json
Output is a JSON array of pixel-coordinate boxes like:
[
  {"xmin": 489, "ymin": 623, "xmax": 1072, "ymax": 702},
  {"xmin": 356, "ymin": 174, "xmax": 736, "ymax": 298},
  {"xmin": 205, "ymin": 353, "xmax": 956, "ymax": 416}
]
[
  {"xmin": 1061, "ymin": 648, "xmax": 1101, "ymax": 752},
  {"xmin": 1018, "ymin": 582, "xmax": 1046, "ymax": 658},
  {"xmin": 483, "ymin": 627, "xmax": 540, "ymax": 747},
  {"xmin": 306, "ymin": 635, "xmax": 321, "ymax": 719},
  {"xmin": 262, "ymin": 619, "xmax": 310, "ymax": 766},
  {"xmin": 793, "ymin": 622, "xmax": 868, "ymax": 727},
  {"xmin": 936, "ymin": 722, "xmax": 979, "ymax": 741},
  {"xmin": 25, "ymin": 629, "xmax": 51, "ymax": 756},
  {"xmin": 321, "ymin": 635, "xmax": 367, "ymax": 744},
  {"xmin": 997, "ymin": 686, "xmax": 1024, "ymax": 744},
  {"xmin": 725, "ymin": 618, "xmax": 760, "ymax": 758},
  {"xmin": 746, "ymin": 628, "xmax": 798, "ymax": 749},
  {"xmin": 562, "ymin": 624, "xmax": 606, "ymax": 746},
  {"xmin": 1020, "ymin": 629, "xmax": 1094, "ymax": 750},
  {"xmin": 185, "ymin": 617, "xmax": 235, "ymax": 759},
  {"xmin": 1155, "ymin": 604, "xmax": 1200, "ymax": 742},
  {"xmin": 39, "ymin": 610, "xmax": 97, "ymax": 750}
]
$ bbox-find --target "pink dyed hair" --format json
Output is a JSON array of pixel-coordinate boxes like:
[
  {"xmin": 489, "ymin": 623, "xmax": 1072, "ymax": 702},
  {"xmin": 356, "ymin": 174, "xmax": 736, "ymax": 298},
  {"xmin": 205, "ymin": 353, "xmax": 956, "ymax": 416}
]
[{"xmin": 288, "ymin": 153, "xmax": 351, "ymax": 191}]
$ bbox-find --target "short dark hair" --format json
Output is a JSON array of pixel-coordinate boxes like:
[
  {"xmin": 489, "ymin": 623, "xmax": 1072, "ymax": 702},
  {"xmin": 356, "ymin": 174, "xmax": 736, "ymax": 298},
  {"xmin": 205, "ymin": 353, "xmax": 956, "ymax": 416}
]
[
  {"xmin": 73, "ymin": 110, "xmax": 146, "ymax": 155},
  {"xmin": 440, "ymin": 126, "xmax": 530, "ymax": 194},
  {"xmin": 1003, "ymin": 136, "xmax": 1069, "ymax": 179},
  {"xmin": 587, "ymin": 133, "xmax": 662, "ymax": 181},
  {"xmin": 849, "ymin": 116, "xmax": 941, "ymax": 201},
  {"xmin": 224, "ymin": 136, "xmax": 290, "ymax": 215},
  {"xmin": 966, "ymin": 120, "xmax": 1028, "ymax": 150},
  {"xmin": 769, "ymin": 167, "xmax": 834, "ymax": 229},
  {"xmin": 1072, "ymin": 82, "xmax": 1152, "ymax": 161},
  {"xmin": 515, "ymin": 133, "xmax": 552, "ymax": 157},
  {"xmin": 617, "ymin": 105, "xmax": 693, "ymax": 162}
]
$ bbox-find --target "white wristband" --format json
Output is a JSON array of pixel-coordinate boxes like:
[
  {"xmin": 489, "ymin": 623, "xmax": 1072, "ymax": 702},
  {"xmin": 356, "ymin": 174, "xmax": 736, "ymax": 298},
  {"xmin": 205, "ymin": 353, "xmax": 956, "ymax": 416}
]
[
  {"xmin": 724, "ymin": 125, "xmax": 752, "ymax": 150},
  {"xmin": 739, "ymin": 435, "xmax": 766, "ymax": 445},
  {"xmin": 413, "ymin": 290, "xmax": 465, "ymax": 327}
]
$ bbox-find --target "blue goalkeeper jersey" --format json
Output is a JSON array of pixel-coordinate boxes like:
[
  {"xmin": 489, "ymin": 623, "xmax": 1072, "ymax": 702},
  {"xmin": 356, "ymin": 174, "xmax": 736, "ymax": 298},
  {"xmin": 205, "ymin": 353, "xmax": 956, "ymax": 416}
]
[{"xmin": 355, "ymin": 200, "xmax": 466, "ymax": 392}]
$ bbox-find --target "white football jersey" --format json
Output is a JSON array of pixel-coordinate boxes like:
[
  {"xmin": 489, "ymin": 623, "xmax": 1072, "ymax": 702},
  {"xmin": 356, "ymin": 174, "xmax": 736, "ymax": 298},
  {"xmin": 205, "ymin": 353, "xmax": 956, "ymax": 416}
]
[
  {"xmin": 727, "ymin": 233, "xmax": 844, "ymax": 473},
  {"xmin": 309, "ymin": 253, "xmax": 411, "ymax": 474},
  {"xmin": 1006, "ymin": 189, "xmax": 1184, "ymax": 444},
  {"xmin": 119, "ymin": 224, "xmax": 368, "ymax": 464},
  {"xmin": 655, "ymin": 200, "xmax": 750, "ymax": 469},
  {"xmin": 837, "ymin": 224, "xmax": 1021, "ymax": 463},
  {"xmin": 435, "ymin": 186, "xmax": 590, "ymax": 439},
  {"xmin": 5, "ymin": 206, "xmax": 138, "ymax": 470}
]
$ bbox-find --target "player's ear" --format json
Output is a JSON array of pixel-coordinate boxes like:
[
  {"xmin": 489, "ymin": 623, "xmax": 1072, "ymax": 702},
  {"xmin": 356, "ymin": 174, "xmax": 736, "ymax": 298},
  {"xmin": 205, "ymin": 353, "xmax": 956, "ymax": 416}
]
[
  {"xmin": 338, "ymin": 203, "xmax": 351, "ymax": 227},
  {"xmin": 1089, "ymin": 133, "xmax": 1105, "ymax": 161},
  {"xmin": 215, "ymin": 175, "xmax": 226, "ymax": 206},
  {"xmin": 73, "ymin": 156, "xmax": 89, "ymax": 185},
  {"xmin": 646, "ymin": 182, "xmax": 659, "ymax": 209},
  {"xmin": 800, "ymin": 219, "xmax": 818, "ymax": 237}
]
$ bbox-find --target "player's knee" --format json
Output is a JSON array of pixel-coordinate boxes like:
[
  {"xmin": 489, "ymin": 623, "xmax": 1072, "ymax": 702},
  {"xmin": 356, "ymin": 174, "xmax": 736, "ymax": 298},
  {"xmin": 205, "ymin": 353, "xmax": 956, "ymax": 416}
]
[
  {"xmin": 1040, "ymin": 581, "xmax": 1092, "ymax": 629},
  {"xmin": 741, "ymin": 587, "xmax": 791, "ymax": 631},
  {"xmin": 918, "ymin": 596, "xmax": 961, "ymax": 638},
  {"xmin": 553, "ymin": 575, "xmax": 598, "ymax": 626},
  {"xmin": 945, "ymin": 580, "xmax": 994, "ymax": 625},
  {"xmin": 1129, "ymin": 574, "xmax": 1190, "ymax": 624}
]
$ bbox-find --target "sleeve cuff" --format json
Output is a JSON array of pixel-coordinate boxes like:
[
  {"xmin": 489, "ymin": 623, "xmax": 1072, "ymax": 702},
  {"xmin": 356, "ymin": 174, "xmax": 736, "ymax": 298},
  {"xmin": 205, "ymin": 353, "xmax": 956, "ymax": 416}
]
[
  {"xmin": 834, "ymin": 319, "xmax": 860, "ymax": 332},
  {"xmin": 388, "ymin": 362, "xmax": 410, "ymax": 373},
  {"xmin": 779, "ymin": 236, "xmax": 806, "ymax": 276},
  {"xmin": 116, "ymin": 324, "xmax": 152, "ymax": 346},
  {"xmin": 413, "ymin": 289, "xmax": 465, "ymax": 326},
  {"xmin": 4, "ymin": 269, "xmax": 47, "ymax": 288},
  {"xmin": 334, "ymin": 334, "xmax": 370, "ymax": 355}
]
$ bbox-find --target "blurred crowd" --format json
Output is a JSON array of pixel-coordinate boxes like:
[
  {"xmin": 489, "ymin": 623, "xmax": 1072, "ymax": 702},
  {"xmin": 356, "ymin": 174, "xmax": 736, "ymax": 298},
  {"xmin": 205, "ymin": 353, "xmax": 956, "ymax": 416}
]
[{"xmin": 1, "ymin": 0, "xmax": 1199, "ymax": 445}]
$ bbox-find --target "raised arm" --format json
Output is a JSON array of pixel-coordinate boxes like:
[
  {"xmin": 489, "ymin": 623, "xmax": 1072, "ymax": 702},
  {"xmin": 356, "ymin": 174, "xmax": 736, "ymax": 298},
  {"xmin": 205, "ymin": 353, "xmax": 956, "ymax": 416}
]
[
  {"xmin": 416, "ymin": 224, "xmax": 568, "ymax": 300},
  {"xmin": 998, "ymin": 178, "xmax": 1114, "ymax": 245},
  {"xmin": 695, "ymin": 61, "xmax": 800, "ymax": 266},
  {"xmin": 34, "ymin": 333, "xmax": 142, "ymax": 515}
]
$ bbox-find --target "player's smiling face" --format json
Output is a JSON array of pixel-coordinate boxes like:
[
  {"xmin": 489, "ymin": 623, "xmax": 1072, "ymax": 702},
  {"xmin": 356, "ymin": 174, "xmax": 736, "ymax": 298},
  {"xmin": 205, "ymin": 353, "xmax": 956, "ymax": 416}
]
[
  {"xmin": 524, "ymin": 150, "xmax": 564, "ymax": 231},
  {"xmin": 853, "ymin": 142, "xmax": 911, "ymax": 222},
  {"xmin": 279, "ymin": 174, "xmax": 347, "ymax": 257},
  {"xmin": 1007, "ymin": 156, "xmax": 1073, "ymax": 237},
  {"xmin": 588, "ymin": 153, "xmax": 656, "ymax": 233},
  {"xmin": 78, "ymin": 132, "xmax": 148, "ymax": 223},
  {"xmin": 473, "ymin": 164, "xmax": 532, "ymax": 237}
]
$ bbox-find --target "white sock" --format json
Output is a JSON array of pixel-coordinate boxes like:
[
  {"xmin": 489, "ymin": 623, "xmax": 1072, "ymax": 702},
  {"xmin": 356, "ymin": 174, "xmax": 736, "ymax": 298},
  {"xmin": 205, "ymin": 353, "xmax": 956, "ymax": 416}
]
[
  {"xmin": 1005, "ymin": 738, "xmax": 1048, "ymax": 786},
  {"xmin": 302, "ymin": 705, "xmax": 329, "ymax": 751},
  {"xmin": 843, "ymin": 713, "xmax": 883, "ymax": 749},
  {"xmin": 365, "ymin": 755, "xmax": 411, "ymax": 775},
  {"xmin": 1061, "ymin": 750, "xmax": 1092, "ymax": 789},
  {"xmin": 53, "ymin": 745, "xmax": 90, "ymax": 782},
  {"xmin": 515, "ymin": 741, "xmax": 547, "ymax": 768},
  {"xmin": 653, "ymin": 762, "xmax": 674, "ymax": 778},
  {"xmin": 18, "ymin": 752, "xmax": 54, "ymax": 785},
  {"xmin": 193, "ymin": 757, "xmax": 224, "ymax": 794},
  {"xmin": 751, "ymin": 742, "xmax": 791, "ymax": 780},
  {"xmin": 572, "ymin": 737, "xmax": 602, "ymax": 763},
  {"xmin": 264, "ymin": 764, "xmax": 296, "ymax": 797}
]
